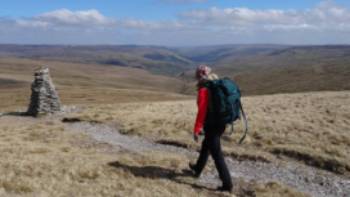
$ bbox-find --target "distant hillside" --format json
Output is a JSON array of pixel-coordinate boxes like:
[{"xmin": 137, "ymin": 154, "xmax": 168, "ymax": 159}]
[
  {"xmin": 212, "ymin": 45, "xmax": 350, "ymax": 95},
  {"xmin": 1, "ymin": 44, "xmax": 350, "ymax": 96},
  {"xmin": 0, "ymin": 57, "xmax": 190, "ymax": 108},
  {"xmin": 0, "ymin": 45, "xmax": 195, "ymax": 76},
  {"xmin": 172, "ymin": 44, "xmax": 287, "ymax": 64},
  {"xmin": 178, "ymin": 45, "xmax": 350, "ymax": 95}
]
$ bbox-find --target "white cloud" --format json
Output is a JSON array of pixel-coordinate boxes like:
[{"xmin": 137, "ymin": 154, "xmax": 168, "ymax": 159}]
[
  {"xmin": 16, "ymin": 19, "xmax": 49, "ymax": 28},
  {"xmin": 120, "ymin": 19, "xmax": 184, "ymax": 31},
  {"xmin": 180, "ymin": 1, "xmax": 350, "ymax": 32},
  {"xmin": 110, "ymin": 1, "xmax": 350, "ymax": 36},
  {"xmin": 16, "ymin": 9, "xmax": 115, "ymax": 29},
  {"xmin": 2, "ymin": 1, "xmax": 350, "ymax": 45}
]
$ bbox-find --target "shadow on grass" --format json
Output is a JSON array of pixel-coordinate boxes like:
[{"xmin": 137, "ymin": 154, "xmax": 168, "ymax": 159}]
[
  {"xmin": 1, "ymin": 111, "xmax": 29, "ymax": 117},
  {"xmin": 61, "ymin": 117, "xmax": 102, "ymax": 124},
  {"xmin": 155, "ymin": 139, "xmax": 190, "ymax": 149},
  {"xmin": 108, "ymin": 161, "xmax": 216, "ymax": 191}
]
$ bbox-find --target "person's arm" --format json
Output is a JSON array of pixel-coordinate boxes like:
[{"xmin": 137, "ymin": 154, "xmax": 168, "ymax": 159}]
[{"xmin": 193, "ymin": 87, "xmax": 209, "ymax": 136}]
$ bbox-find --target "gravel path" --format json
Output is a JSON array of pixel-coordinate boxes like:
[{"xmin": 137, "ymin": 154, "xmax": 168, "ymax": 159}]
[{"xmin": 65, "ymin": 122, "xmax": 350, "ymax": 197}]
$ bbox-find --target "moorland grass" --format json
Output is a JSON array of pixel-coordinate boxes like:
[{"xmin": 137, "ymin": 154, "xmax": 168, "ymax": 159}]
[{"xmin": 70, "ymin": 91, "xmax": 350, "ymax": 176}]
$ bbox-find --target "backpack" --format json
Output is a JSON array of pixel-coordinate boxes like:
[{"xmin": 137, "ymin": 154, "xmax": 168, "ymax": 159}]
[{"xmin": 205, "ymin": 78, "xmax": 248, "ymax": 144}]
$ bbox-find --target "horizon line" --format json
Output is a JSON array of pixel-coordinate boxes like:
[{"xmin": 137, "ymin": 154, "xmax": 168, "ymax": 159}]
[{"xmin": 1, "ymin": 43, "xmax": 350, "ymax": 48}]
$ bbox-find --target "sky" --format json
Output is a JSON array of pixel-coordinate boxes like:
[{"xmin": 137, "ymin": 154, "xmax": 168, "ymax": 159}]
[{"xmin": 1, "ymin": 0, "xmax": 350, "ymax": 46}]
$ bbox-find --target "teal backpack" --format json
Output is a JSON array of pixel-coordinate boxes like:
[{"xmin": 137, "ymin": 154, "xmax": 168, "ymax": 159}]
[{"xmin": 205, "ymin": 78, "xmax": 248, "ymax": 144}]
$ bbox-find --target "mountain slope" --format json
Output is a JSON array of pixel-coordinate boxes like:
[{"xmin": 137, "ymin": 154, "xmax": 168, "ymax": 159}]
[
  {"xmin": 0, "ymin": 57, "xmax": 190, "ymax": 109},
  {"xmin": 214, "ymin": 45, "xmax": 350, "ymax": 95},
  {"xmin": 1, "ymin": 44, "xmax": 350, "ymax": 96},
  {"xmin": 0, "ymin": 45, "xmax": 195, "ymax": 76},
  {"xmin": 179, "ymin": 45, "xmax": 350, "ymax": 95},
  {"xmin": 172, "ymin": 44, "xmax": 287, "ymax": 63}
]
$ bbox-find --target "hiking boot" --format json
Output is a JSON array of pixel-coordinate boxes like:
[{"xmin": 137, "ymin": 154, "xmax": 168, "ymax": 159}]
[
  {"xmin": 189, "ymin": 163, "xmax": 200, "ymax": 178},
  {"xmin": 216, "ymin": 185, "xmax": 233, "ymax": 192}
]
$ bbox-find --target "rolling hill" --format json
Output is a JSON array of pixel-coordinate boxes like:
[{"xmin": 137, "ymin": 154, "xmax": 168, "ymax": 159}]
[
  {"xmin": 0, "ymin": 44, "xmax": 195, "ymax": 76},
  {"xmin": 0, "ymin": 44, "xmax": 350, "ymax": 97},
  {"xmin": 214, "ymin": 45, "xmax": 350, "ymax": 95},
  {"xmin": 177, "ymin": 45, "xmax": 350, "ymax": 95},
  {"xmin": 172, "ymin": 44, "xmax": 287, "ymax": 63},
  {"xmin": 0, "ymin": 57, "xmax": 190, "ymax": 110},
  {"xmin": 0, "ymin": 44, "xmax": 349, "ymax": 197}
]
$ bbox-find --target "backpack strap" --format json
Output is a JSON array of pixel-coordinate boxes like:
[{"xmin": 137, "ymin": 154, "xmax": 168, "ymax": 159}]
[
  {"xmin": 227, "ymin": 100, "xmax": 248, "ymax": 144},
  {"xmin": 238, "ymin": 100, "xmax": 248, "ymax": 144},
  {"xmin": 201, "ymin": 81, "xmax": 212, "ymax": 88}
]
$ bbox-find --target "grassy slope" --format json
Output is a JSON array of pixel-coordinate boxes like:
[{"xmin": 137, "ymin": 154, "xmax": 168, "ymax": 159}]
[
  {"xmin": 0, "ymin": 45, "xmax": 195, "ymax": 76},
  {"xmin": 172, "ymin": 44, "xmax": 287, "ymax": 63},
  {"xmin": 215, "ymin": 46, "xmax": 350, "ymax": 95},
  {"xmin": 0, "ymin": 112, "xmax": 308, "ymax": 197},
  {"xmin": 0, "ymin": 45, "xmax": 349, "ymax": 196},
  {"xmin": 178, "ymin": 45, "xmax": 350, "ymax": 95},
  {"xmin": 0, "ymin": 57, "xmax": 190, "ymax": 110},
  {"xmin": 70, "ymin": 91, "xmax": 350, "ymax": 176},
  {"xmin": 0, "ymin": 116, "xmax": 213, "ymax": 196},
  {"xmin": 2, "ymin": 44, "xmax": 350, "ymax": 96}
]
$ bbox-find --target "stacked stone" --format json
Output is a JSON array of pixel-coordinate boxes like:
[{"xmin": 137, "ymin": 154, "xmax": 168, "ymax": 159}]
[{"xmin": 27, "ymin": 67, "xmax": 61, "ymax": 116}]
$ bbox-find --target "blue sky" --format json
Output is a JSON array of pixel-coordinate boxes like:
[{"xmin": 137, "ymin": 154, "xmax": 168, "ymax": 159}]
[
  {"xmin": 1, "ymin": 0, "xmax": 350, "ymax": 45},
  {"xmin": 2, "ymin": 0, "xmax": 350, "ymax": 19}
]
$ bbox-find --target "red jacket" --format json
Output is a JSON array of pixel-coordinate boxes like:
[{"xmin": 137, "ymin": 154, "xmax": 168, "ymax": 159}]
[{"xmin": 193, "ymin": 87, "xmax": 209, "ymax": 135}]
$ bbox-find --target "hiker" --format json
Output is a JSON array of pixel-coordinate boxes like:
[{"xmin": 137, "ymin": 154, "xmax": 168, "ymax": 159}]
[{"xmin": 189, "ymin": 65, "xmax": 233, "ymax": 192}]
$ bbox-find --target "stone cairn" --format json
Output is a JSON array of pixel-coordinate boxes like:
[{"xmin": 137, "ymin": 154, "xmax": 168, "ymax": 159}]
[{"xmin": 27, "ymin": 67, "xmax": 61, "ymax": 116}]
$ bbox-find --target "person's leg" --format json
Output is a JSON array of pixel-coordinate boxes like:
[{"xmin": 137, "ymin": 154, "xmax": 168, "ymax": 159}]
[
  {"xmin": 209, "ymin": 129, "xmax": 232, "ymax": 190},
  {"xmin": 192, "ymin": 137, "xmax": 209, "ymax": 176}
]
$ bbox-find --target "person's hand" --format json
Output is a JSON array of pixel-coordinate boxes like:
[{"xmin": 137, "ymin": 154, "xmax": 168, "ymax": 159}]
[
  {"xmin": 199, "ymin": 128, "xmax": 204, "ymax": 136},
  {"xmin": 193, "ymin": 133, "xmax": 199, "ymax": 142}
]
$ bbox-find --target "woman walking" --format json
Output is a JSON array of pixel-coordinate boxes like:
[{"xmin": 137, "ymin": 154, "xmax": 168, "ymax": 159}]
[{"xmin": 189, "ymin": 65, "xmax": 233, "ymax": 192}]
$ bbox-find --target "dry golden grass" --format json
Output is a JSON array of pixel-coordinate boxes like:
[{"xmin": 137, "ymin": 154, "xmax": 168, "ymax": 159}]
[
  {"xmin": 0, "ymin": 115, "xmax": 307, "ymax": 197},
  {"xmin": 0, "ymin": 57, "xmax": 190, "ymax": 110},
  {"xmin": 1, "ymin": 50, "xmax": 346, "ymax": 196},
  {"xmin": 1, "ymin": 57, "xmax": 346, "ymax": 195},
  {"xmin": 71, "ymin": 91, "xmax": 350, "ymax": 175},
  {"xmin": 0, "ymin": 116, "xmax": 209, "ymax": 196},
  {"xmin": 0, "ymin": 57, "xmax": 185, "ymax": 91},
  {"xmin": 234, "ymin": 180, "xmax": 309, "ymax": 197}
]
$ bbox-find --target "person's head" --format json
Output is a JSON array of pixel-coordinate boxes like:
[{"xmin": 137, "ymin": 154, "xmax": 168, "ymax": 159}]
[
  {"xmin": 195, "ymin": 64, "xmax": 211, "ymax": 80},
  {"xmin": 195, "ymin": 64, "xmax": 218, "ymax": 80},
  {"xmin": 195, "ymin": 64, "xmax": 218, "ymax": 86}
]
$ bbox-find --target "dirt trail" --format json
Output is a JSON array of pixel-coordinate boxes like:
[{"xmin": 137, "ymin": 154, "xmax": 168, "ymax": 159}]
[{"xmin": 65, "ymin": 121, "xmax": 350, "ymax": 197}]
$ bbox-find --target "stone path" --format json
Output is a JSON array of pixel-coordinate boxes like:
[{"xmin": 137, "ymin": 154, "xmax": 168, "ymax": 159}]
[{"xmin": 64, "ymin": 121, "xmax": 350, "ymax": 197}]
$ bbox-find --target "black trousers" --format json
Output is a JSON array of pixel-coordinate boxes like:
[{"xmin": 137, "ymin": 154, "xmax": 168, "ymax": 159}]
[{"xmin": 194, "ymin": 124, "xmax": 232, "ymax": 188}]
